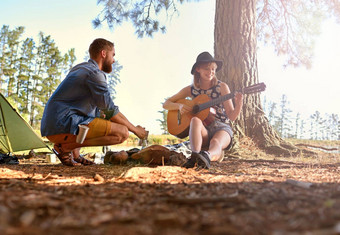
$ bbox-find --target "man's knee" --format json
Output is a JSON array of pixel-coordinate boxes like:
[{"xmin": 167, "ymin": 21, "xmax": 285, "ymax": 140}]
[
  {"xmin": 117, "ymin": 126, "xmax": 129, "ymax": 143},
  {"xmin": 108, "ymin": 123, "xmax": 129, "ymax": 143}
]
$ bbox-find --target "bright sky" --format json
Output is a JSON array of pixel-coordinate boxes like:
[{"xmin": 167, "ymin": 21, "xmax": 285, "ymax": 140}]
[{"xmin": 1, "ymin": 0, "xmax": 339, "ymax": 135}]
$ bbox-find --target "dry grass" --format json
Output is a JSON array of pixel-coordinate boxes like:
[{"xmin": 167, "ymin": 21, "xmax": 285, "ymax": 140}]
[
  {"xmin": 229, "ymin": 136, "xmax": 340, "ymax": 165},
  {"xmin": 79, "ymin": 136, "xmax": 340, "ymax": 166},
  {"xmin": 14, "ymin": 135, "xmax": 339, "ymax": 165}
]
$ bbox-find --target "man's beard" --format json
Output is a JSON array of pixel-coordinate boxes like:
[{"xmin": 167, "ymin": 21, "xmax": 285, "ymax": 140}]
[{"xmin": 102, "ymin": 60, "xmax": 112, "ymax": 73}]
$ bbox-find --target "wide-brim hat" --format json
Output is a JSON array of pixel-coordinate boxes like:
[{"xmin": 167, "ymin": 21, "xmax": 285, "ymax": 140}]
[{"xmin": 191, "ymin": 51, "xmax": 223, "ymax": 74}]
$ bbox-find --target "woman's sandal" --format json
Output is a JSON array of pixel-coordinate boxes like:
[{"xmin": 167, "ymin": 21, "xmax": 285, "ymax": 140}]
[{"xmin": 53, "ymin": 145, "xmax": 81, "ymax": 166}]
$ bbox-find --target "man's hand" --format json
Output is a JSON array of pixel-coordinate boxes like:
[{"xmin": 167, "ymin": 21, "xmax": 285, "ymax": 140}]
[
  {"xmin": 135, "ymin": 125, "xmax": 148, "ymax": 139},
  {"xmin": 99, "ymin": 110, "xmax": 106, "ymax": 119}
]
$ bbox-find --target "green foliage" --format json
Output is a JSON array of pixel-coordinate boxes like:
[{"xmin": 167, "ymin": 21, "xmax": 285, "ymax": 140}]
[
  {"xmin": 157, "ymin": 100, "xmax": 169, "ymax": 135},
  {"xmin": 107, "ymin": 62, "xmax": 123, "ymax": 99},
  {"xmin": 257, "ymin": 1, "xmax": 327, "ymax": 68},
  {"xmin": 262, "ymin": 95, "xmax": 340, "ymax": 140},
  {"xmin": 0, "ymin": 25, "xmax": 123, "ymax": 128},
  {"xmin": 149, "ymin": 135, "xmax": 163, "ymax": 145},
  {"xmin": 94, "ymin": 0, "xmax": 340, "ymax": 68},
  {"xmin": 157, "ymin": 109, "xmax": 168, "ymax": 135},
  {"xmin": 126, "ymin": 134, "xmax": 184, "ymax": 146},
  {"xmin": 93, "ymin": 0, "xmax": 193, "ymax": 38},
  {"xmin": 0, "ymin": 25, "xmax": 76, "ymax": 128},
  {"xmin": 278, "ymin": 94, "xmax": 293, "ymax": 138}
]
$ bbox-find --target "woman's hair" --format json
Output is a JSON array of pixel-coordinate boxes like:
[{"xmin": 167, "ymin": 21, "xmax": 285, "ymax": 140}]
[
  {"xmin": 193, "ymin": 62, "xmax": 218, "ymax": 89},
  {"xmin": 89, "ymin": 38, "xmax": 114, "ymax": 58}
]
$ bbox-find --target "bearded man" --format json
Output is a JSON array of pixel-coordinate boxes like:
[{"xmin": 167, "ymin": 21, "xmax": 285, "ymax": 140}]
[{"xmin": 41, "ymin": 38, "xmax": 147, "ymax": 166}]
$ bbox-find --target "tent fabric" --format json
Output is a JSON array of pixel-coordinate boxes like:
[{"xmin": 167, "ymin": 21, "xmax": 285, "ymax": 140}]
[{"xmin": 0, "ymin": 93, "xmax": 47, "ymax": 153}]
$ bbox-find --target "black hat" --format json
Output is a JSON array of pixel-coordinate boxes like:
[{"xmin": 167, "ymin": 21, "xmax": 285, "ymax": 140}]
[{"xmin": 191, "ymin": 52, "xmax": 223, "ymax": 75}]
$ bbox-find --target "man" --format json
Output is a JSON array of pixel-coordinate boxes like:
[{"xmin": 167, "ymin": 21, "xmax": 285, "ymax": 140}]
[{"xmin": 41, "ymin": 38, "xmax": 147, "ymax": 166}]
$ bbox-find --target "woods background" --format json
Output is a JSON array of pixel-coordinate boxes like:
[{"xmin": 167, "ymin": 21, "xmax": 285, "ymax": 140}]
[{"xmin": 0, "ymin": 24, "xmax": 339, "ymax": 141}]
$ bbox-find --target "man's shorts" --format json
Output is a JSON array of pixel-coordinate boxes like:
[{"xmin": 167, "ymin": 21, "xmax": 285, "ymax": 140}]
[
  {"xmin": 205, "ymin": 120, "xmax": 233, "ymax": 150},
  {"xmin": 47, "ymin": 118, "xmax": 111, "ymax": 144}
]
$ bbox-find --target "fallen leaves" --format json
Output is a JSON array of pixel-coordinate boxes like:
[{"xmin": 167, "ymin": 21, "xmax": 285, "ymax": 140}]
[{"xmin": 0, "ymin": 151, "xmax": 339, "ymax": 234}]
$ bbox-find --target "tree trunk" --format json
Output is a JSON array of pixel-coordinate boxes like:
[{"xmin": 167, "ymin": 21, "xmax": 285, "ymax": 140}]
[{"xmin": 214, "ymin": 0, "xmax": 299, "ymax": 156}]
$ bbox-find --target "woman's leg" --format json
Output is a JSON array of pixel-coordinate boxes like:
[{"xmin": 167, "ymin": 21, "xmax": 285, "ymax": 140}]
[
  {"xmin": 189, "ymin": 117, "xmax": 209, "ymax": 153},
  {"xmin": 208, "ymin": 130, "xmax": 231, "ymax": 161},
  {"xmin": 183, "ymin": 117, "xmax": 209, "ymax": 168}
]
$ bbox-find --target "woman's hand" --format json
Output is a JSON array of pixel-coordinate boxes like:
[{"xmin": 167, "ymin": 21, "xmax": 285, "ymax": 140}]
[{"xmin": 178, "ymin": 103, "xmax": 192, "ymax": 115}]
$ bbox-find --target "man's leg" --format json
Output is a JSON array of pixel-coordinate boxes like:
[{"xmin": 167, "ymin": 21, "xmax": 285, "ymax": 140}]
[
  {"xmin": 48, "ymin": 118, "xmax": 129, "ymax": 166},
  {"xmin": 60, "ymin": 120, "xmax": 129, "ymax": 152},
  {"xmin": 47, "ymin": 135, "xmax": 81, "ymax": 166}
]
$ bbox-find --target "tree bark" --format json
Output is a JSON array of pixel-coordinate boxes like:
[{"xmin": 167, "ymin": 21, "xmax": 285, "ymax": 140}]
[{"xmin": 214, "ymin": 0, "xmax": 300, "ymax": 156}]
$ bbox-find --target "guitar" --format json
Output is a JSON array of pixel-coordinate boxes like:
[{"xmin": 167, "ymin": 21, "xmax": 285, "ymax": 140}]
[{"xmin": 167, "ymin": 82, "xmax": 266, "ymax": 138}]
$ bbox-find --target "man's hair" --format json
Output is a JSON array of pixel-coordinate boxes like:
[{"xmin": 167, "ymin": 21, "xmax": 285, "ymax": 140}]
[{"xmin": 89, "ymin": 38, "xmax": 114, "ymax": 58}]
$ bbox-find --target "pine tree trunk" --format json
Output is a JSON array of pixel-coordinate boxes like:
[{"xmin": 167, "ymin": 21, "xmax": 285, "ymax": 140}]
[{"xmin": 214, "ymin": 0, "xmax": 299, "ymax": 156}]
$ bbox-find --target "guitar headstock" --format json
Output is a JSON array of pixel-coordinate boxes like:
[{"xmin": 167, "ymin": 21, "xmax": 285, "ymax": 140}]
[{"xmin": 242, "ymin": 82, "xmax": 266, "ymax": 95}]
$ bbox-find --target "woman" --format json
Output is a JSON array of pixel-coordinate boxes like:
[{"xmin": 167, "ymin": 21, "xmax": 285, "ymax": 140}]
[{"xmin": 163, "ymin": 52, "xmax": 243, "ymax": 169}]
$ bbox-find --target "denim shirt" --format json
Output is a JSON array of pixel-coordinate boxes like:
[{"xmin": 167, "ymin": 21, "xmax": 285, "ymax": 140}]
[{"xmin": 40, "ymin": 59, "xmax": 119, "ymax": 136}]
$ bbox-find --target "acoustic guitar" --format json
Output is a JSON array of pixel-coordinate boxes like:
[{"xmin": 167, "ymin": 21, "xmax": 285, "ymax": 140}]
[{"xmin": 167, "ymin": 82, "xmax": 266, "ymax": 138}]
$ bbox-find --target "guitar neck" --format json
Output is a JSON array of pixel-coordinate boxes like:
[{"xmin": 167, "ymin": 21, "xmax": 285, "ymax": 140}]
[
  {"xmin": 192, "ymin": 83, "xmax": 266, "ymax": 114},
  {"xmin": 194, "ymin": 92, "xmax": 235, "ymax": 114}
]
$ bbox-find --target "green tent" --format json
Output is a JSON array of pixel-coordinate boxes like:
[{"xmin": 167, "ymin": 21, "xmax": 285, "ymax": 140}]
[{"xmin": 0, "ymin": 93, "xmax": 47, "ymax": 153}]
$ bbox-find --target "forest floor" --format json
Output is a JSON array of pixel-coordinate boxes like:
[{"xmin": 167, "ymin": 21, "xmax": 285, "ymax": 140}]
[{"xmin": 0, "ymin": 138, "xmax": 339, "ymax": 235}]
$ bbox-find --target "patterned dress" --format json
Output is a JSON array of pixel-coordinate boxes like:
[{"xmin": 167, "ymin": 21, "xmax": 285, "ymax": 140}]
[{"xmin": 190, "ymin": 80, "xmax": 229, "ymax": 123}]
